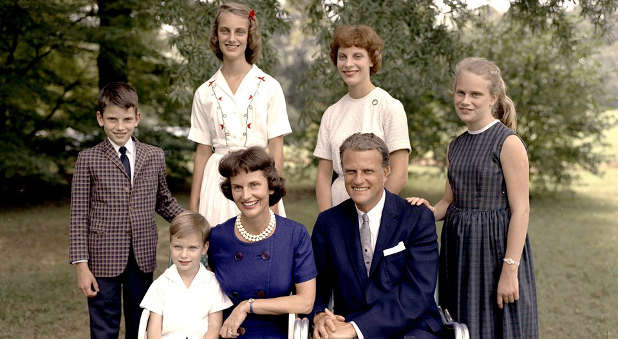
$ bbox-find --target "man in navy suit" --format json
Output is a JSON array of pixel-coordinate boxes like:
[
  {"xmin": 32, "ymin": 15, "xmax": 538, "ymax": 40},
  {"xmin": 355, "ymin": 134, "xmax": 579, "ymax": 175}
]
[{"xmin": 312, "ymin": 133, "xmax": 443, "ymax": 339}]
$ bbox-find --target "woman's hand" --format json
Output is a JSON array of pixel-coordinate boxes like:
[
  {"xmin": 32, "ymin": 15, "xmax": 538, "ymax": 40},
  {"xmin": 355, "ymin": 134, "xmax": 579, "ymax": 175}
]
[
  {"xmin": 405, "ymin": 197, "xmax": 435, "ymax": 212},
  {"xmin": 219, "ymin": 301, "xmax": 248, "ymax": 338},
  {"xmin": 497, "ymin": 264, "xmax": 519, "ymax": 309}
]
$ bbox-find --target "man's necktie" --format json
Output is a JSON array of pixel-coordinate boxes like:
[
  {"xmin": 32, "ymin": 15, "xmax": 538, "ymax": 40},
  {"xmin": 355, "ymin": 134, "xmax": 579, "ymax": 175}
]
[
  {"xmin": 119, "ymin": 146, "xmax": 131, "ymax": 182},
  {"xmin": 360, "ymin": 213, "xmax": 373, "ymax": 276}
]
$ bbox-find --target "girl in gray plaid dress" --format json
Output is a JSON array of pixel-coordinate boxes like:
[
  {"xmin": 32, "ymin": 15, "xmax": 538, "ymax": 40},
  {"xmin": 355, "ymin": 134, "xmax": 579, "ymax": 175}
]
[{"xmin": 409, "ymin": 57, "xmax": 538, "ymax": 338}]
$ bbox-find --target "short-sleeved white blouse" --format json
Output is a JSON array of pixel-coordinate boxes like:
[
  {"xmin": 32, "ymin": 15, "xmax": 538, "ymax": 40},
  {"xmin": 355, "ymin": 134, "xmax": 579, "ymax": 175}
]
[
  {"xmin": 188, "ymin": 65, "xmax": 292, "ymax": 226},
  {"xmin": 313, "ymin": 87, "xmax": 411, "ymax": 206},
  {"xmin": 140, "ymin": 264, "xmax": 232, "ymax": 339}
]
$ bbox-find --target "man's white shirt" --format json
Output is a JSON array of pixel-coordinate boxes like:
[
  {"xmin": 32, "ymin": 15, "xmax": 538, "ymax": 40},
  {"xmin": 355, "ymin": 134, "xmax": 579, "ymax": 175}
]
[
  {"xmin": 108, "ymin": 137, "xmax": 136, "ymax": 186},
  {"xmin": 350, "ymin": 189, "xmax": 387, "ymax": 339}
]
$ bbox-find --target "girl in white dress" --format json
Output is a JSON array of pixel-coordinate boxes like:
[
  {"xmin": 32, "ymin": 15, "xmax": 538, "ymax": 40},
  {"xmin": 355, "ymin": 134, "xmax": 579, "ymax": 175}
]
[
  {"xmin": 189, "ymin": 2, "xmax": 291, "ymax": 227},
  {"xmin": 314, "ymin": 25, "xmax": 411, "ymax": 211}
]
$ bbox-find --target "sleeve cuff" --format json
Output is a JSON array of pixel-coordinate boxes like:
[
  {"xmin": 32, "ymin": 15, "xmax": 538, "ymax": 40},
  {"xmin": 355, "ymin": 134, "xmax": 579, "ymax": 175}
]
[
  {"xmin": 388, "ymin": 142, "xmax": 412, "ymax": 152},
  {"xmin": 188, "ymin": 127, "xmax": 210, "ymax": 145},
  {"xmin": 313, "ymin": 149, "xmax": 332, "ymax": 160},
  {"xmin": 267, "ymin": 126, "xmax": 292, "ymax": 139},
  {"xmin": 350, "ymin": 321, "xmax": 363, "ymax": 339}
]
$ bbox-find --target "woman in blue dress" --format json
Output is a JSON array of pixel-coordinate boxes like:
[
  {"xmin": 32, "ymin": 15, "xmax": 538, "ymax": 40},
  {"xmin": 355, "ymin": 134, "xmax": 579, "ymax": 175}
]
[
  {"xmin": 208, "ymin": 146, "xmax": 316, "ymax": 338},
  {"xmin": 409, "ymin": 57, "xmax": 538, "ymax": 338}
]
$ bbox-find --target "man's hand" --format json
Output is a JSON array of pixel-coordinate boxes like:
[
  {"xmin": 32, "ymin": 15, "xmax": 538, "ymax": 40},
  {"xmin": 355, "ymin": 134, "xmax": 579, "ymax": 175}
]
[
  {"xmin": 313, "ymin": 309, "xmax": 348, "ymax": 339},
  {"xmin": 328, "ymin": 322, "xmax": 357, "ymax": 338},
  {"xmin": 76, "ymin": 262, "xmax": 99, "ymax": 297}
]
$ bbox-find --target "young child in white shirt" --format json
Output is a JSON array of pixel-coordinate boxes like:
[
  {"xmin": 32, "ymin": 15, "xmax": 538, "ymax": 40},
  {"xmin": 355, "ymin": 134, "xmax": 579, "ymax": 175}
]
[{"xmin": 139, "ymin": 211, "xmax": 232, "ymax": 339}]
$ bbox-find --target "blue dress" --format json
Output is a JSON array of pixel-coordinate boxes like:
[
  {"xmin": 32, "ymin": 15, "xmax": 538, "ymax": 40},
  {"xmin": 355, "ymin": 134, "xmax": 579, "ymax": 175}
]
[
  {"xmin": 439, "ymin": 122, "xmax": 538, "ymax": 338},
  {"xmin": 208, "ymin": 215, "xmax": 317, "ymax": 338}
]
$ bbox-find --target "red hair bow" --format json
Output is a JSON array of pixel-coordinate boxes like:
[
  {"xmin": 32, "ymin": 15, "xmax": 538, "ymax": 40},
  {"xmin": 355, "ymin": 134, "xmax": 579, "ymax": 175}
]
[{"xmin": 248, "ymin": 10, "xmax": 255, "ymax": 20}]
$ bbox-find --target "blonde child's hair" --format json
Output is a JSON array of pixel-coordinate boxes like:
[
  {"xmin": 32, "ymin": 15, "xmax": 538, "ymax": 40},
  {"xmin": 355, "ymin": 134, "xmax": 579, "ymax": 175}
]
[
  {"xmin": 454, "ymin": 57, "xmax": 517, "ymax": 130},
  {"xmin": 170, "ymin": 210, "xmax": 211, "ymax": 244}
]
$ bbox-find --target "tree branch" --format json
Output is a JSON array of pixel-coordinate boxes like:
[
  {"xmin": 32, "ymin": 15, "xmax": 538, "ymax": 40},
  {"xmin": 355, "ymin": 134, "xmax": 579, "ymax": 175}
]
[{"xmin": 26, "ymin": 79, "xmax": 81, "ymax": 139}]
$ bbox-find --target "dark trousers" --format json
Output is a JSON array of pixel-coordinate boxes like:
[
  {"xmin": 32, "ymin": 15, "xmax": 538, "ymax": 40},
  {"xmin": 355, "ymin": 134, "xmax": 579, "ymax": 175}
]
[{"xmin": 88, "ymin": 249, "xmax": 153, "ymax": 339}]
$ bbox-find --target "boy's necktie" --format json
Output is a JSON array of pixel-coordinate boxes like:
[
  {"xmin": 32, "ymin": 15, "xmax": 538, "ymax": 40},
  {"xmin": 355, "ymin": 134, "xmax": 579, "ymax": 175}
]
[{"xmin": 119, "ymin": 146, "xmax": 131, "ymax": 182}]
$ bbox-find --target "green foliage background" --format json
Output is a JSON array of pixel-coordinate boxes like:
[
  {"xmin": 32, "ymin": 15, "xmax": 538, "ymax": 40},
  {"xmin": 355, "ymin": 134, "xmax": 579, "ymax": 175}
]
[
  {"xmin": 155, "ymin": 0, "xmax": 290, "ymax": 109},
  {"xmin": 298, "ymin": 1, "xmax": 616, "ymax": 188},
  {"xmin": 0, "ymin": 0, "xmax": 616, "ymax": 204},
  {"xmin": 465, "ymin": 13, "xmax": 612, "ymax": 187},
  {"xmin": 299, "ymin": 0, "xmax": 465, "ymax": 166},
  {"xmin": 0, "ymin": 0, "xmax": 98, "ymax": 202}
]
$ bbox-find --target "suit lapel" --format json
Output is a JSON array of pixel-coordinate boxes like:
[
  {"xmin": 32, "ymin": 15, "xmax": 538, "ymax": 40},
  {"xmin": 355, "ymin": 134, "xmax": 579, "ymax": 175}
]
[
  {"xmin": 341, "ymin": 200, "xmax": 369, "ymax": 285},
  {"xmin": 102, "ymin": 139, "xmax": 128, "ymax": 180},
  {"xmin": 369, "ymin": 191, "xmax": 400, "ymax": 275},
  {"xmin": 133, "ymin": 138, "xmax": 146, "ymax": 182}
]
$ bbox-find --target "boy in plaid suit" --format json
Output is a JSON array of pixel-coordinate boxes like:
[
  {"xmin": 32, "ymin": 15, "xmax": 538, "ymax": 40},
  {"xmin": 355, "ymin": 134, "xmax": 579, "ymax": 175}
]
[{"xmin": 69, "ymin": 82, "xmax": 184, "ymax": 339}]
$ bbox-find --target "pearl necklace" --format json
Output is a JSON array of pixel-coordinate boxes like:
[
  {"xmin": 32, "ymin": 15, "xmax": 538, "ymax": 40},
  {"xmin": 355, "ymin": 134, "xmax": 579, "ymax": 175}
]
[{"xmin": 236, "ymin": 209, "xmax": 275, "ymax": 242}]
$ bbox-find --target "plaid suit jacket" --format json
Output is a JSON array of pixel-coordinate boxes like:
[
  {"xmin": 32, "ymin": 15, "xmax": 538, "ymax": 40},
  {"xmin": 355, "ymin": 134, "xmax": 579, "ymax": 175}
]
[{"xmin": 69, "ymin": 137, "xmax": 184, "ymax": 277}]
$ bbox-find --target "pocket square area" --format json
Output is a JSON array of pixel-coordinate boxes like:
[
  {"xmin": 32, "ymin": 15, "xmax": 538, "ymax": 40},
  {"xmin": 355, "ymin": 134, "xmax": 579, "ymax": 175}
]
[{"xmin": 383, "ymin": 241, "xmax": 406, "ymax": 256}]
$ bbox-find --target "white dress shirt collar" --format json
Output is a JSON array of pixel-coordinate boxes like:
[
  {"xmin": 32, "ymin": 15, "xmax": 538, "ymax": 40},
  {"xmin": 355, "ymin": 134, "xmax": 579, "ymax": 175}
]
[
  {"xmin": 108, "ymin": 137, "xmax": 135, "ymax": 155},
  {"xmin": 350, "ymin": 190, "xmax": 387, "ymax": 339},
  {"xmin": 108, "ymin": 137, "xmax": 136, "ymax": 185}
]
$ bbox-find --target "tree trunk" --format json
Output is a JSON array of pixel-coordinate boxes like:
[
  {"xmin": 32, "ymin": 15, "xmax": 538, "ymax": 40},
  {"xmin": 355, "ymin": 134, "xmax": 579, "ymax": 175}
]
[{"xmin": 97, "ymin": 0, "xmax": 131, "ymax": 89}]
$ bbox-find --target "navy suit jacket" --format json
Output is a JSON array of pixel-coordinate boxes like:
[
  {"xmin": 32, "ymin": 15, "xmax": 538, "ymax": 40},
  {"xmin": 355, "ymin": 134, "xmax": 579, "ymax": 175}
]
[{"xmin": 312, "ymin": 190, "xmax": 442, "ymax": 338}]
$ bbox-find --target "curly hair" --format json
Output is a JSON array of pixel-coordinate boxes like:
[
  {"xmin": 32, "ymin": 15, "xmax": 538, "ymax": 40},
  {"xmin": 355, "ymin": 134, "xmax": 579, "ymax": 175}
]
[
  {"xmin": 219, "ymin": 146, "xmax": 286, "ymax": 206},
  {"xmin": 330, "ymin": 25, "xmax": 384, "ymax": 75}
]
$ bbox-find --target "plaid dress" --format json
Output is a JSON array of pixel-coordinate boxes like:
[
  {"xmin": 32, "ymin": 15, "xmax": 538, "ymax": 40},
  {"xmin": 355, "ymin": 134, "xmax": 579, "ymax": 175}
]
[{"xmin": 439, "ymin": 122, "xmax": 538, "ymax": 338}]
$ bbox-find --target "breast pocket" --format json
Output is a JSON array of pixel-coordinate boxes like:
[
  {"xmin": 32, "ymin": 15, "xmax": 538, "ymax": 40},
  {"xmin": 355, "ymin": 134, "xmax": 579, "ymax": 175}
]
[{"xmin": 382, "ymin": 250, "xmax": 407, "ymax": 286}]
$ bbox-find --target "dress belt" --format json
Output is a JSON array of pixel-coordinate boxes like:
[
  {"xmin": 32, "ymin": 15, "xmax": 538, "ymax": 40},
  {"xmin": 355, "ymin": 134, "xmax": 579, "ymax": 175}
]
[
  {"xmin": 213, "ymin": 147, "xmax": 243, "ymax": 155},
  {"xmin": 213, "ymin": 145, "xmax": 267, "ymax": 155}
]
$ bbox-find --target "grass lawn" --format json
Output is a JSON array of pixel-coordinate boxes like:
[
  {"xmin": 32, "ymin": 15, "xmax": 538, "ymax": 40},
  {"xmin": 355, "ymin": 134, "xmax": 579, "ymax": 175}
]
[{"xmin": 0, "ymin": 111, "xmax": 616, "ymax": 338}]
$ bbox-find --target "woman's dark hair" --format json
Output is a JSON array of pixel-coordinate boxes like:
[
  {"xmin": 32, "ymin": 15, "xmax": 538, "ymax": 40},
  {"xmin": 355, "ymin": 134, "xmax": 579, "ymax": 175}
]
[{"xmin": 219, "ymin": 146, "xmax": 286, "ymax": 206}]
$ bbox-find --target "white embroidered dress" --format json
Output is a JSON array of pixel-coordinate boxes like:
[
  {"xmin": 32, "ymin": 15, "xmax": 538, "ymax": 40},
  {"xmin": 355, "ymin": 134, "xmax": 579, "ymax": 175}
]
[
  {"xmin": 313, "ymin": 87, "xmax": 411, "ymax": 206},
  {"xmin": 189, "ymin": 65, "xmax": 292, "ymax": 226}
]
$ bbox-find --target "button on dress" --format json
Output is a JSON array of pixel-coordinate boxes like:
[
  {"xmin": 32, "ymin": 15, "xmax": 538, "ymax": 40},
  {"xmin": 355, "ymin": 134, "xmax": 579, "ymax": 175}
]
[
  {"xmin": 208, "ymin": 215, "xmax": 317, "ymax": 338},
  {"xmin": 188, "ymin": 65, "xmax": 292, "ymax": 227}
]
